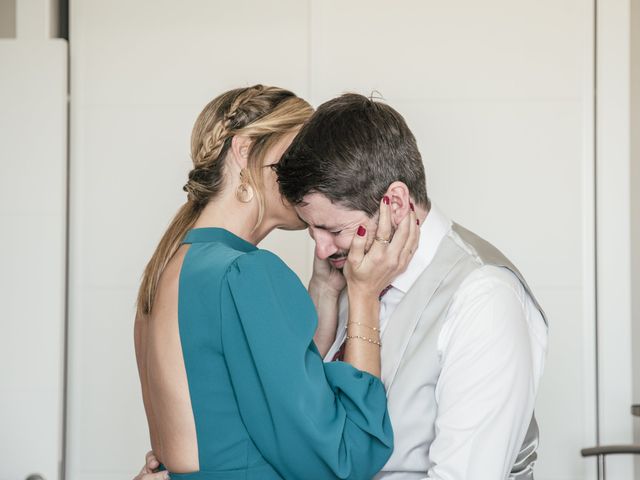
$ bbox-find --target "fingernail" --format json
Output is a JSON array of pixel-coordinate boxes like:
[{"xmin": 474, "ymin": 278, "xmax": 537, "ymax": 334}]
[
  {"xmin": 416, "ymin": 219, "xmax": 420, "ymax": 225},
  {"xmin": 383, "ymin": 196, "xmax": 390, "ymax": 205},
  {"xmin": 357, "ymin": 225, "xmax": 366, "ymax": 236},
  {"xmin": 410, "ymin": 202, "xmax": 415, "ymax": 211}
]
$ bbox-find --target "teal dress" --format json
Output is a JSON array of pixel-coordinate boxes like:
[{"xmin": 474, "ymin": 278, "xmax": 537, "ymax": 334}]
[{"xmin": 167, "ymin": 228, "xmax": 393, "ymax": 480}]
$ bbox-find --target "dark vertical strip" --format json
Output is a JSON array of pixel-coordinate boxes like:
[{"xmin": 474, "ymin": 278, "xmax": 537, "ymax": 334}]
[
  {"xmin": 0, "ymin": 0, "xmax": 17, "ymax": 38},
  {"xmin": 594, "ymin": 0, "xmax": 601, "ymax": 462},
  {"xmin": 60, "ymin": 96, "xmax": 70, "ymax": 480},
  {"xmin": 58, "ymin": 0, "xmax": 68, "ymax": 39}
]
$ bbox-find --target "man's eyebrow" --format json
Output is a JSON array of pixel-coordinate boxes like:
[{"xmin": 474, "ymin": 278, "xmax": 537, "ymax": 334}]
[
  {"xmin": 297, "ymin": 214, "xmax": 336, "ymax": 231},
  {"xmin": 309, "ymin": 221, "xmax": 331, "ymax": 230},
  {"xmin": 316, "ymin": 222, "xmax": 348, "ymax": 231},
  {"xmin": 297, "ymin": 212, "xmax": 352, "ymax": 231}
]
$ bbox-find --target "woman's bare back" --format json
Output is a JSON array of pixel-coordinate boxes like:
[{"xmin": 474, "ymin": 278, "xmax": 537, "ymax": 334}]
[{"xmin": 135, "ymin": 244, "xmax": 199, "ymax": 473}]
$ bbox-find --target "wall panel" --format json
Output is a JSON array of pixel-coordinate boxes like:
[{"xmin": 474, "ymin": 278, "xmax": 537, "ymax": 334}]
[
  {"xmin": 0, "ymin": 39, "xmax": 68, "ymax": 480},
  {"xmin": 68, "ymin": 1, "xmax": 312, "ymax": 477}
]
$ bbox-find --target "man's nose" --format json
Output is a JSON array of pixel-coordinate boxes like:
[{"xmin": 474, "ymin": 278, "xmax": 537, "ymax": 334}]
[{"xmin": 314, "ymin": 232, "xmax": 338, "ymax": 260}]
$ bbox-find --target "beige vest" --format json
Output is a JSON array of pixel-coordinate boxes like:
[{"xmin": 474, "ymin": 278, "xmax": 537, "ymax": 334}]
[{"xmin": 363, "ymin": 223, "xmax": 547, "ymax": 479}]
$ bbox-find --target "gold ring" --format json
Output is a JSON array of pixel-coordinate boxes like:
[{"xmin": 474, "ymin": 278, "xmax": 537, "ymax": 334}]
[{"xmin": 374, "ymin": 237, "xmax": 391, "ymax": 245}]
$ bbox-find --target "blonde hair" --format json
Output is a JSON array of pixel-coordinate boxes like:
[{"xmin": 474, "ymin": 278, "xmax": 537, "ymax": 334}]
[{"xmin": 136, "ymin": 85, "xmax": 313, "ymax": 316}]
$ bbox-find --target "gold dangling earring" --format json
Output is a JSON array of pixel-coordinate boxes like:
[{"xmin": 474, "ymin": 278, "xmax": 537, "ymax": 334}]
[{"xmin": 235, "ymin": 168, "xmax": 254, "ymax": 203}]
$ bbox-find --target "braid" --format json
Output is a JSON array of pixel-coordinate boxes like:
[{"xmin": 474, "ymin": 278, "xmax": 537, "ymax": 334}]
[
  {"xmin": 193, "ymin": 85, "xmax": 267, "ymax": 167},
  {"xmin": 195, "ymin": 120, "xmax": 229, "ymax": 167},
  {"xmin": 224, "ymin": 85, "xmax": 266, "ymax": 130}
]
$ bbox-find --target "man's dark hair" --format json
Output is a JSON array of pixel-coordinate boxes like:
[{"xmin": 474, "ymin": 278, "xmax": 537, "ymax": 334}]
[{"xmin": 276, "ymin": 93, "xmax": 429, "ymax": 216}]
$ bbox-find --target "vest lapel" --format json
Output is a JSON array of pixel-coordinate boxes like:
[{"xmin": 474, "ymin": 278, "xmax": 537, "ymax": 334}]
[
  {"xmin": 452, "ymin": 223, "xmax": 548, "ymax": 325},
  {"xmin": 380, "ymin": 234, "xmax": 467, "ymax": 388}
]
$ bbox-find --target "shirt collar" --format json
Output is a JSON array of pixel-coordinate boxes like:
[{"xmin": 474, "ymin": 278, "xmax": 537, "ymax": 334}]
[{"xmin": 390, "ymin": 203, "xmax": 452, "ymax": 294}]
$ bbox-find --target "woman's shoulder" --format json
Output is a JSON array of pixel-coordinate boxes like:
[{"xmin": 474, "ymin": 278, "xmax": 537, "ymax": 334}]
[
  {"xmin": 182, "ymin": 241, "xmax": 247, "ymax": 279},
  {"xmin": 226, "ymin": 248, "xmax": 299, "ymax": 284},
  {"xmin": 185, "ymin": 243, "xmax": 307, "ymax": 307}
]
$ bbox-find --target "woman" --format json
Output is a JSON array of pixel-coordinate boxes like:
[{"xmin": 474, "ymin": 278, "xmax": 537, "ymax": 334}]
[{"xmin": 134, "ymin": 85, "xmax": 419, "ymax": 479}]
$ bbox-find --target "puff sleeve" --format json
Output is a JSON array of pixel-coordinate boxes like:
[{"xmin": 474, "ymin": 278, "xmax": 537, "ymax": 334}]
[{"xmin": 219, "ymin": 250, "xmax": 393, "ymax": 480}]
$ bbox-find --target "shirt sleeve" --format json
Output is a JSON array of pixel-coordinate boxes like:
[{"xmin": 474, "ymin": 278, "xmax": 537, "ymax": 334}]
[
  {"xmin": 427, "ymin": 266, "xmax": 546, "ymax": 479},
  {"xmin": 220, "ymin": 249, "xmax": 393, "ymax": 480}
]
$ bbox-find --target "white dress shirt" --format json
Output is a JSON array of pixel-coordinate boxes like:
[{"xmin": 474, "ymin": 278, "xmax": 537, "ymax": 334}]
[{"xmin": 328, "ymin": 204, "xmax": 548, "ymax": 479}]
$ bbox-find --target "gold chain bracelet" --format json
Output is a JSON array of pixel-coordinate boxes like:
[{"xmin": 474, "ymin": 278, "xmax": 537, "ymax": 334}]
[
  {"xmin": 345, "ymin": 321, "xmax": 381, "ymax": 332},
  {"xmin": 346, "ymin": 334, "xmax": 382, "ymax": 347}
]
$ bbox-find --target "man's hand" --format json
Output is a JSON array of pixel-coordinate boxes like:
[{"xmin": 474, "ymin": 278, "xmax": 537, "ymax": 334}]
[
  {"xmin": 309, "ymin": 254, "xmax": 346, "ymax": 296},
  {"xmin": 309, "ymin": 255, "xmax": 346, "ymax": 356},
  {"xmin": 132, "ymin": 451, "xmax": 168, "ymax": 480}
]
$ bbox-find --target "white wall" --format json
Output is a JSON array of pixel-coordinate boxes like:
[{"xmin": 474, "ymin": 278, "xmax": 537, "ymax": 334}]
[
  {"xmin": 62, "ymin": 1, "xmax": 633, "ymax": 479},
  {"xmin": 0, "ymin": 37, "xmax": 67, "ymax": 480},
  {"xmin": 631, "ymin": 0, "xmax": 640, "ymax": 475},
  {"xmin": 596, "ymin": 0, "xmax": 637, "ymax": 477}
]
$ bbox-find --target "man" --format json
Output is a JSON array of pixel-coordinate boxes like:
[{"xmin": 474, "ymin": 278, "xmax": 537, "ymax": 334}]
[
  {"xmin": 137, "ymin": 94, "xmax": 547, "ymax": 479},
  {"xmin": 276, "ymin": 94, "xmax": 548, "ymax": 479}
]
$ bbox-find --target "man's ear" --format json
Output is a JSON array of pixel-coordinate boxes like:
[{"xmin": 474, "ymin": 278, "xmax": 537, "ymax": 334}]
[
  {"xmin": 384, "ymin": 181, "xmax": 412, "ymax": 226},
  {"xmin": 230, "ymin": 135, "xmax": 252, "ymax": 170}
]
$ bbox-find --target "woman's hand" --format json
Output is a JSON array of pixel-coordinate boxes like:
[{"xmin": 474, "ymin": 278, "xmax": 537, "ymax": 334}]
[
  {"xmin": 340, "ymin": 197, "xmax": 419, "ymax": 377},
  {"xmin": 343, "ymin": 197, "xmax": 419, "ymax": 300}
]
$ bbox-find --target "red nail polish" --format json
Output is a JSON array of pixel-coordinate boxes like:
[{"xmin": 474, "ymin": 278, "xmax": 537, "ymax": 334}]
[
  {"xmin": 357, "ymin": 225, "xmax": 366, "ymax": 236},
  {"xmin": 416, "ymin": 219, "xmax": 420, "ymax": 225},
  {"xmin": 383, "ymin": 196, "xmax": 390, "ymax": 205},
  {"xmin": 410, "ymin": 202, "xmax": 415, "ymax": 211}
]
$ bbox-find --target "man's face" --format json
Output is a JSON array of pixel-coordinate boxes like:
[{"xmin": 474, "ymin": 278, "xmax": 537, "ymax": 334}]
[{"xmin": 295, "ymin": 193, "xmax": 378, "ymax": 269}]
